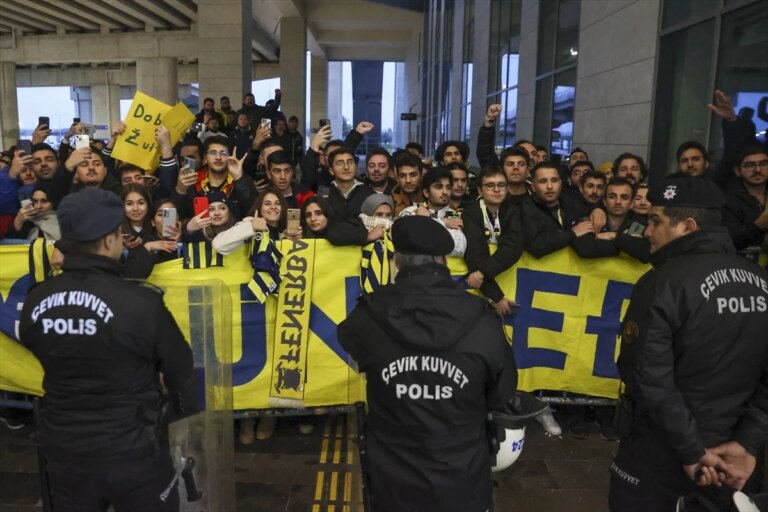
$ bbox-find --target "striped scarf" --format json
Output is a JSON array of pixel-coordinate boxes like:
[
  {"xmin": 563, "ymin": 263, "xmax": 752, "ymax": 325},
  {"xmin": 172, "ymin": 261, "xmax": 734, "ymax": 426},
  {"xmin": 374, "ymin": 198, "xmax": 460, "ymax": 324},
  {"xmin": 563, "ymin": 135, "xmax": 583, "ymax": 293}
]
[
  {"xmin": 29, "ymin": 238, "xmax": 53, "ymax": 283},
  {"xmin": 247, "ymin": 232, "xmax": 283, "ymax": 303},
  {"xmin": 360, "ymin": 231, "xmax": 394, "ymax": 295},
  {"xmin": 182, "ymin": 241, "xmax": 224, "ymax": 269}
]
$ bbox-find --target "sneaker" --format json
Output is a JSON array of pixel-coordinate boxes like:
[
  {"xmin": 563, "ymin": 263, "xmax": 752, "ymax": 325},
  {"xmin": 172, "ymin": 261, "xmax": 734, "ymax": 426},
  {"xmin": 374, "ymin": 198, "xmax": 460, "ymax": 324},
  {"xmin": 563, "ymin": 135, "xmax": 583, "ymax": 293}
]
[
  {"xmin": 256, "ymin": 416, "xmax": 277, "ymax": 440},
  {"xmin": 0, "ymin": 408, "xmax": 27, "ymax": 431},
  {"xmin": 535, "ymin": 408, "xmax": 562, "ymax": 437},
  {"xmin": 596, "ymin": 408, "xmax": 619, "ymax": 441},
  {"xmin": 239, "ymin": 418, "xmax": 255, "ymax": 445},
  {"xmin": 298, "ymin": 422, "xmax": 315, "ymax": 435},
  {"xmin": 568, "ymin": 414, "xmax": 588, "ymax": 440}
]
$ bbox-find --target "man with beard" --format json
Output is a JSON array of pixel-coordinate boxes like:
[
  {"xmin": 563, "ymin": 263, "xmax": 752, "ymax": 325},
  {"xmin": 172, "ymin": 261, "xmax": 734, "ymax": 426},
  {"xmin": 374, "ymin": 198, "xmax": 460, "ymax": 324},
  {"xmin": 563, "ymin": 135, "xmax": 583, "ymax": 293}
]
[
  {"xmin": 30, "ymin": 144, "xmax": 60, "ymax": 182},
  {"xmin": 596, "ymin": 177, "xmax": 650, "ymax": 263},
  {"xmin": 722, "ymin": 144, "xmax": 768, "ymax": 251},
  {"xmin": 48, "ymin": 146, "xmax": 121, "ymax": 207},
  {"xmin": 363, "ymin": 148, "xmax": 396, "ymax": 194},
  {"xmin": 613, "ymin": 153, "xmax": 647, "ymax": 185},
  {"xmin": 391, "ymin": 153, "xmax": 424, "ymax": 215},
  {"xmin": 445, "ymin": 162, "xmax": 474, "ymax": 211},
  {"xmin": 400, "ymin": 167, "xmax": 466, "ymax": 257},
  {"xmin": 173, "ymin": 135, "xmax": 255, "ymax": 219},
  {"xmin": 579, "ymin": 169, "xmax": 606, "ymax": 207}
]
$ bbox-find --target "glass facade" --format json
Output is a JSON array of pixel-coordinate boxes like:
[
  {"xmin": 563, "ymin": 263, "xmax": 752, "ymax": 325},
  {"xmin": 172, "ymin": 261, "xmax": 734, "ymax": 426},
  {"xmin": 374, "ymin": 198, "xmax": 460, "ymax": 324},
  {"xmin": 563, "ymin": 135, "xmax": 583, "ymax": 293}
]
[
  {"xmin": 652, "ymin": 0, "xmax": 767, "ymax": 173},
  {"xmin": 486, "ymin": 0, "xmax": 522, "ymax": 150},
  {"xmin": 419, "ymin": 0, "xmax": 522, "ymax": 155},
  {"xmin": 534, "ymin": 0, "xmax": 580, "ymax": 157}
]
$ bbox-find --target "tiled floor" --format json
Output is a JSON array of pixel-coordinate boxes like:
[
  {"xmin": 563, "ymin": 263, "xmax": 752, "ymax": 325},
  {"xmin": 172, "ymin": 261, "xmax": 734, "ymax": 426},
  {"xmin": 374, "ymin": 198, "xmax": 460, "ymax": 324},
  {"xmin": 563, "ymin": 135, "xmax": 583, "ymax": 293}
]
[{"xmin": 0, "ymin": 410, "xmax": 616, "ymax": 512}]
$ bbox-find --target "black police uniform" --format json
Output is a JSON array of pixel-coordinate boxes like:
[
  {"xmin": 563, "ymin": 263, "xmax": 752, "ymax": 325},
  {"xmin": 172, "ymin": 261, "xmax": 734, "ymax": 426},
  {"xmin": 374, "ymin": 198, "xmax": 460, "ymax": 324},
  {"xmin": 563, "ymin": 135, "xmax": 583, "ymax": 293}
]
[
  {"xmin": 338, "ymin": 216, "xmax": 518, "ymax": 512},
  {"xmin": 20, "ymin": 251, "xmax": 197, "ymax": 511},
  {"xmin": 610, "ymin": 223, "xmax": 768, "ymax": 508}
]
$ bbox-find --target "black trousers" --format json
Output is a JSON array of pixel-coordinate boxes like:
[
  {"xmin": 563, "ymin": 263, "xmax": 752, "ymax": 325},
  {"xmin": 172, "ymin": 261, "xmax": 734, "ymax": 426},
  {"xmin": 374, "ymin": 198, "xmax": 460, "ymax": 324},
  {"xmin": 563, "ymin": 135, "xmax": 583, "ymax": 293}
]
[
  {"xmin": 608, "ymin": 429, "xmax": 695, "ymax": 512},
  {"xmin": 45, "ymin": 450, "xmax": 178, "ymax": 512}
]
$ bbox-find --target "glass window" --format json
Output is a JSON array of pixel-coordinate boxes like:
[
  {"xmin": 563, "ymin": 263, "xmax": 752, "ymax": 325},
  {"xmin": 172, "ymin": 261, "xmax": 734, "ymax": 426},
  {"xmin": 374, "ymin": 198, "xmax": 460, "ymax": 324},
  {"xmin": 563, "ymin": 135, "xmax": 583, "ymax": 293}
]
[
  {"xmin": 651, "ymin": 20, "xmax": 715, "ymax": 173},
  {"xmin": 551, "ymin": 68, "xmax": 576, "ymax": 157},
  {"xmin": 709, "ymin": 1, "xmax": 768, "ymax": 150},
  {"xmin": 555, "ymin": 0, "xmax": 581, "ymax": 69},
  {"xmin": 537, "ymin": 0, "xmax": 558, "ymax": 75},
  {"xmin": 662, "ymin": 0, "xmax": 718, "ymax": 28},
  {"xmin": 17, "ymin": 87, "xmax": 77, "ymax": 146}
]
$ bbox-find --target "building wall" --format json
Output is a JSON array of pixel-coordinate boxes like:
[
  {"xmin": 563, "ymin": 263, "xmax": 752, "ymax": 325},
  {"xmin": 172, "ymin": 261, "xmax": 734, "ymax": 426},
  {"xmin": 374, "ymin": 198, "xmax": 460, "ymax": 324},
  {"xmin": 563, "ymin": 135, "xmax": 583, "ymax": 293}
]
[{"xmin": 572, "ymin": 0, "xmax": 661, "ymax": 166}]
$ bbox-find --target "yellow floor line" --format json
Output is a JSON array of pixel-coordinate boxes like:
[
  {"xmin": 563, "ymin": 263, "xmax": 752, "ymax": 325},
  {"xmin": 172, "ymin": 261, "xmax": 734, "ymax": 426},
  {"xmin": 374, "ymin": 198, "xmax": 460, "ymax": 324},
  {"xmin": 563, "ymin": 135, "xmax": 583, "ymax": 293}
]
[
  {"xmin": 329, "ymin": 471, "xmax": 338, "ymax": 501},
  {"xmin": 333, "ymin": 437, "xmax": 342, "ymax": 464},
  {"xmin": 344, "ymin": 471, "xmax": 351, "ymax": 502},
  {"xmin": 320, "ymin": 437, "xmax": 329, "ymax": 464},
  {"xmin": 314, "ymin": 471, "xmax": 325, "ymax": 501},
  {"xmin": 328, "ymin": 506, "xmax": 336, "ymax": 512},
  {"xmin": 312, "ymin": 505, "xmax": 321, "ymax": 512}
]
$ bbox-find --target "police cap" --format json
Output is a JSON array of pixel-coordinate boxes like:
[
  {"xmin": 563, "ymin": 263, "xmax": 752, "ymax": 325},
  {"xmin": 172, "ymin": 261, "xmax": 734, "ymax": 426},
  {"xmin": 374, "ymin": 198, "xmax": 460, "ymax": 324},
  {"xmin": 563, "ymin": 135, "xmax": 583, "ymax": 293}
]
[
  {"xmin": 57, "ymin": 188, "xmax": 124, "ymax": 242},
  {"xmin": 392, "ymin": 215, "xmax": 454, "ymax": 256},
  {"xmin": 647, "ymin": 173, "xmax": 724, "ymax": 210}
]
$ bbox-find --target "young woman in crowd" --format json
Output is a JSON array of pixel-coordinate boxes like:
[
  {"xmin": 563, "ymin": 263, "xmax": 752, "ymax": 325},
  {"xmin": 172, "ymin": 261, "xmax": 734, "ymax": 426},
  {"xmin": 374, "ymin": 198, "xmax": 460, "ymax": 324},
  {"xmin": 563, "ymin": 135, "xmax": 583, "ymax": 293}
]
[
  {"xmin": 212, "ymin": 187, "xmax": 299, "ymax": 255},
  {"xmin": 121, "ymin": 183, "xmax": 177, "ymax": 258},
  {"xmin": 8, "ymin": 185, "xmax": 59, "ymax": 240},
  {"xmin": 183, "ymin": 192, "xmax": 237, "ymax": 243},
  {"xmin": 300, "ymin": 196, "xmax": 334, "ymax": 239},
  {"xmin": 145, "ymin": 198, "xmax": 183, "ymax": 262}
]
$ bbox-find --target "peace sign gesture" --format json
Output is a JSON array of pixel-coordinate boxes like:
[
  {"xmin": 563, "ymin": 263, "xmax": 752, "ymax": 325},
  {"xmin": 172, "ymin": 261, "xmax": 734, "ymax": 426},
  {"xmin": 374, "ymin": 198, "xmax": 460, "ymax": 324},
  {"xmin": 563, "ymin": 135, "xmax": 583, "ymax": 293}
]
[{"xmin": 226, "ymin": 147, "xmax": 247, "ymax": 180}]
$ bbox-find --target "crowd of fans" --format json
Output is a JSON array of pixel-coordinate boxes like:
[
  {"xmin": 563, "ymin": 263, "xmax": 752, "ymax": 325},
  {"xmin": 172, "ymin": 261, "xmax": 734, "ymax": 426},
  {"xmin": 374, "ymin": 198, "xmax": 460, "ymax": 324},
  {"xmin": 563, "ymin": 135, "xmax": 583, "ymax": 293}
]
[{"xmin": 1, "ymin": 87, "xmax": 766, "ymax": 442}]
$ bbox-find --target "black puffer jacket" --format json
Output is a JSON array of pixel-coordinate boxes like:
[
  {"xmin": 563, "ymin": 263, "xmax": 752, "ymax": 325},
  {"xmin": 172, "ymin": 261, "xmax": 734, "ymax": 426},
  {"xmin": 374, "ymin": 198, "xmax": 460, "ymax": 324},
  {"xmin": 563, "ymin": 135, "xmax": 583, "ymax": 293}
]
[
  {"xmin": 20, "ymin": 253, "xmax": 198, "ymax": 462},
  {"xmin": 722, "ymin": 180, "xmax": 767, "ymax": 250},
  {"xmin": 618, "ymin": 227, "xmax": 768, "ymax": 464},
  {"xmin": 338, "ymin": 263, "xmax": 517, "ymax": 512}
]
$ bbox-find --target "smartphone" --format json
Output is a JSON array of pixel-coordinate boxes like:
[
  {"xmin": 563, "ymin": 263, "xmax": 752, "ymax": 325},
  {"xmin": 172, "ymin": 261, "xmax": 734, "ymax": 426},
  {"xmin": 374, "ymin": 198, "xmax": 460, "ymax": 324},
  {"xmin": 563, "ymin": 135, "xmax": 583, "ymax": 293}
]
[
  {"xmin": 74, "ymin": 134, "xmax": 90, "ymax": 149},
  {"xmin": 193, "ymin": 196, "xmax": 210, "ymax": 217},
  {"xmin": 17, "ymin": 139, "xmax": 32, "ymax": 154},
  {"xmin": 319, "ymin": 118, "xmax": 330, "ymax": 129},
  {"xmin": 38, "ymin": 116, "xmax": 50, "ymax": 128},
  {"xmin": 287, "ymin": 208, "xmax": 300, "ymax": 233},
  {"xmin": 162, "ymin": 208, "xmax": 177, "ymax": 238},
  {"xmin": 183, "ymin": 156, "xmax": 197, "ymax": 172},
  {"xmin": 190, "ymin": 122, "xmax": 204, "ymax": 132},
  {"xmin": 20, "ymin": 199, "xmax": 33, "ymax": 210},
  {"xmin": 260, "ymin": 118, "xmax": 271, "ymax": 130},
  {"xmin": 73, "ymin": 117, "xmax": 81, "ymax": 124}
]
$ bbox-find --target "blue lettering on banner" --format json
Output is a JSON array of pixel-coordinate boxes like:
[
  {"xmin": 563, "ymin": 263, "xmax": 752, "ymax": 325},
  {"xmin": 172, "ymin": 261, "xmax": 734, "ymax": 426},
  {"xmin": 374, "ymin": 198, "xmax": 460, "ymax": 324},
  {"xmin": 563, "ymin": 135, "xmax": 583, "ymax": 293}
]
[
  {"xmin": 509, "ymin": 268, "xmax": 580, "ymax": 370},
  {"xmin": 585, "ymin": 280, "xmax": 634, "ymax": 379},
  {"xmin": 0, "ymin": 275, "xmax": 33, "ymax": 341},
  {"xmin": 232, "ymin": 284, "xmax": 268, "ymax": 386},
  {"xmin": 309, "ymin": 277, "xmax": 361, "ymax": 366}
]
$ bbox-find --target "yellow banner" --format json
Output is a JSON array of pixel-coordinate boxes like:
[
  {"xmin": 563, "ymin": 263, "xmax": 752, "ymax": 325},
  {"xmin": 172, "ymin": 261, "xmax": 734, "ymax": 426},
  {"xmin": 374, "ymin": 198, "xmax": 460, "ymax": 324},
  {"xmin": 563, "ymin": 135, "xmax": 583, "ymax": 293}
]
[
  {"xmin": 0, "ymin": 240, "xmax": 649, "ymax": 406},
  {"xmin": 111, "ymin": 91, "xmax": 194, "ymax": 171},
  {"xmin": 270, "ymin": 239, "xmax": 316, "ymax": 404}
]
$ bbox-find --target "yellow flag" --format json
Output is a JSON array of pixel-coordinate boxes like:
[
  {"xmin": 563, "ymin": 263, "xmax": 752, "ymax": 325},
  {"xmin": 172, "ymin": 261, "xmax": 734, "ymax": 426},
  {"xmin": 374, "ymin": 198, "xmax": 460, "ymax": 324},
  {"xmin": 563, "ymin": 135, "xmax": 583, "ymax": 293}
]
[{"xmin": 111, "ymin": 91, "xmax": 172, "ymax": 171}]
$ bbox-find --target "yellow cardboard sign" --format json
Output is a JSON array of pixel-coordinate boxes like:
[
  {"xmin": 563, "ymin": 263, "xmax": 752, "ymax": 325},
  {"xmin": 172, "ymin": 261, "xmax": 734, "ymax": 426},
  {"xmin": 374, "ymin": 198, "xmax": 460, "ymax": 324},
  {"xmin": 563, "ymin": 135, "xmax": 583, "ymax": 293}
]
[{"xmin": 111, "ymin": 91, "xmax": 194, "ymax": 171}]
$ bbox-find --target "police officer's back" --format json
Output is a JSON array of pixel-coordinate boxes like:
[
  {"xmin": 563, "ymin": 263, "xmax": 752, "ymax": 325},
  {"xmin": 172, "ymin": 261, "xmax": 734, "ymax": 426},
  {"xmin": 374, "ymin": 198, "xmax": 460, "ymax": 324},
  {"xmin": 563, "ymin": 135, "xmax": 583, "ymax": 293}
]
[
  {"xmin": 338, "ymin": 216, "xmax": 518, "ymax": 512},
  {"xmin": 20, "ymin": 188, "xmax": 198, "ymax": 511},
  {"xmin": 609, "ymin": 176, "xmax": 768, "ymax": 511}
]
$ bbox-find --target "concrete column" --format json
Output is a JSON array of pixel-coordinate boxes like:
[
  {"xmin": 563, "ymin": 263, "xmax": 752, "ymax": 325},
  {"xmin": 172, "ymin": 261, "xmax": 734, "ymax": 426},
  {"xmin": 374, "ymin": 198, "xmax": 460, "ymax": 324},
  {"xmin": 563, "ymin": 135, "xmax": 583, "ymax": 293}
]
[
  {"xmin": 136, "ymin": 57, "xmax": 178, "ymax": 105},
  {"xmin": 0, "ymin": 62, "xmax": 20, "ymax": 150},
  {"xmin": 91, "ymin": 84, "xmax": 121, "ymax": 135},
  {"xmin": 197, "ymin": 0, "xmax": 252, "ymax": 109},
  {"xmin": 309, "ymin": 55, "xmax": 328, "ymax": 129},
  {"xmin": 573, "ymin": 0, "xmax": 661, "ymax": 167},
  {"xmin": 279, "ymin": 17, "xmax": 307, "ymax": 123},
  {"xmin": 515, "ymin": 0, "xmax": 539, "ymax": 142}
]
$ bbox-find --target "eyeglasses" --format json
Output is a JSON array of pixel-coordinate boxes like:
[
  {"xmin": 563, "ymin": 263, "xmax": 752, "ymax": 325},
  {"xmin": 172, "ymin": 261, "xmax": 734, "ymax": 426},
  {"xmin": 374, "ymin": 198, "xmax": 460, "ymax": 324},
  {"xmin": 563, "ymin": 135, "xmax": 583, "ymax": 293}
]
[
  {"xmin": 482, "ymin": 182, "xmax": 507, "ymax": 190},
  {"xmin": 206, "ymin": 149, "xmax": 230, "ymax": 157},
  {"xmin": 333, "ymin": 159, "xmax": 356, "ymax": 168},
  {"xmin": 741, "ymin": 160, "xmax": 768, "ymax": 171}
]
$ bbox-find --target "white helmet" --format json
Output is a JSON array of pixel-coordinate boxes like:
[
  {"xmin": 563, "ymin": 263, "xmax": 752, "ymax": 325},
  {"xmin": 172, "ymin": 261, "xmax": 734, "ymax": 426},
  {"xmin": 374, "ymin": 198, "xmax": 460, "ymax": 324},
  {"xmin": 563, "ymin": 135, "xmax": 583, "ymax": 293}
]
[
  {"xmin": 491, "ymin": 426, "xmax": 526, "ymax": 472},
  {"xmin": 488, "ymin": 391, "xmax": 548, "ymax": 472}
]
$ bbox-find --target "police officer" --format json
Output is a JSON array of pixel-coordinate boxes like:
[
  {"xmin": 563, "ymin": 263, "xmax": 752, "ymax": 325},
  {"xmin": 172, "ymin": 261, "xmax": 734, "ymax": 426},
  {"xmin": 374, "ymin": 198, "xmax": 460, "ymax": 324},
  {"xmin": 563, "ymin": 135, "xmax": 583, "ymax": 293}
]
[
  {"xmin": 20, "ymin": 188, "xmax": 198, "ymax": 511},
  {"xmin": 609, "ymin": 175, "xmax": 768, "ymax": 511},
  {"xmin": 338, "ymin": 215, "xmax": 518, "ymax": 512}
]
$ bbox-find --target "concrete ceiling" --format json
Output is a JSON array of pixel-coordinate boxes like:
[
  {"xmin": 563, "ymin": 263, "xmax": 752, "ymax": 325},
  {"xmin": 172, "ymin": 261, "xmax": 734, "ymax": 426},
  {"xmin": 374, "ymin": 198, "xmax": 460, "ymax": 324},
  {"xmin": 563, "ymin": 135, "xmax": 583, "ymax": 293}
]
[{"xmin": 0, "ymin": 0, "xmax": 421, "ymax": 66}]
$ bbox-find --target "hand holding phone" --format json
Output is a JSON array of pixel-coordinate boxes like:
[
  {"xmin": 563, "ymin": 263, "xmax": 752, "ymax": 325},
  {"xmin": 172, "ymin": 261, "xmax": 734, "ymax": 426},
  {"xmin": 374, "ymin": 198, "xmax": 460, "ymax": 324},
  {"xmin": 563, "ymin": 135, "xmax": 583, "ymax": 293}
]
[
  {"xmin": 193, "ymin": 196, "xmax": 210, "ymax": 218},
  {"xmin": 161, "ymin": 208, "xmax": 178, "ymax": 238}
]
